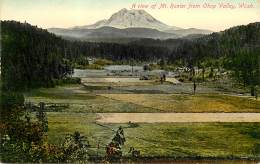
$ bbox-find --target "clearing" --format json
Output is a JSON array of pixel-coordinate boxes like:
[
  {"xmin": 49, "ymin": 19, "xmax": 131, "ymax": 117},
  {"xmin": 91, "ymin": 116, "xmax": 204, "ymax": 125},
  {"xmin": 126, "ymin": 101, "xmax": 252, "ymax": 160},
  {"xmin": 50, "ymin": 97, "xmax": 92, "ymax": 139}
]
[
  {"xmin": 46, "ymin": 112, "xmax": 260, "ymax": 159},
  {"xmin": 99, "ymin": 93, "xmax": 260, "ymax": 113}
]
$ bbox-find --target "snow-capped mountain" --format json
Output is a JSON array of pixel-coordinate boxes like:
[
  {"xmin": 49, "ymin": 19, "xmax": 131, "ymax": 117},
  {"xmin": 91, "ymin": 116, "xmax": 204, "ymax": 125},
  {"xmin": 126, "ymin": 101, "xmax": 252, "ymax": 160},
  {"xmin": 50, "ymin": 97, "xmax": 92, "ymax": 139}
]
[
  {"xmin": 77, "ymin": 8, "xmax": 181, "ymax": 31},
  {"xmin": 48, "ymin": 8, "xmax": 213, "ymax": 41}
]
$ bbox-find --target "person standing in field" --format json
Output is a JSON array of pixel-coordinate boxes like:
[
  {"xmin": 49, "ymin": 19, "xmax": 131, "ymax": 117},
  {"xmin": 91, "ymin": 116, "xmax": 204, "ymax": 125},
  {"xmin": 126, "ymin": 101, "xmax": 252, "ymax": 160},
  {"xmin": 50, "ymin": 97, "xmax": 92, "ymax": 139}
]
[
  {"xmin": 163, "ymin": 74, "xmax": 166, "ymax": 82},
  {"xmin": 160, "ymin": 73, "xmax": 166, "ymax": 84},
  {"xmin": 255, "ymin": 86, "xmax": 258, "ymax": 100},
  {"xmin": 193, "ymin": 80, "xmax": 196, "ymax": 95}
]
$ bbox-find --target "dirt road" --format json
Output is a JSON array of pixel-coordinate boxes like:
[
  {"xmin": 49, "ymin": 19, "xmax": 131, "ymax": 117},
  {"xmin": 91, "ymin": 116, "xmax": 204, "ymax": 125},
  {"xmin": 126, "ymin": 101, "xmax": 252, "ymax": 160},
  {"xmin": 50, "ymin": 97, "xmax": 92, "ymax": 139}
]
[{"xmin": 97, "ymin": 113, "xmax": 260, "ymax": 123}]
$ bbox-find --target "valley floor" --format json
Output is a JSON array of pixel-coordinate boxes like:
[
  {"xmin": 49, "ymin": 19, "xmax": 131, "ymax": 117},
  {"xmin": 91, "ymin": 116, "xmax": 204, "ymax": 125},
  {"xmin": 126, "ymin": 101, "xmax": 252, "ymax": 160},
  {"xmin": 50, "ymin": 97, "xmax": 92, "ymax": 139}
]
[{"xmin": 24, "ymin": 78, "xmax": 260, "ymax": 159}]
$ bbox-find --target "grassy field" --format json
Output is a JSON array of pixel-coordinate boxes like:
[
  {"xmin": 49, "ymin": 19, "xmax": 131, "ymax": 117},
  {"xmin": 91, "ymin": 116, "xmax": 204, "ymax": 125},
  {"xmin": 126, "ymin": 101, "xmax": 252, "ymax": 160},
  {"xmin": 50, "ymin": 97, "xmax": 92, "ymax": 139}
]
[
  {"xmin": 25, "ymin": 84, "xmax": 260, "ymax": 113},
  {"xmin": 25, "ymin": 85, "xmax": 157, "ymax": 113},
  {"xmin": 46, "ymin": 112, "xmax": 260, "ymax": 159},
  {"xmin": 25, "ymin": 83, "xmax": 260, "ymax": 159},
  {"xmin": 100, "ymin": 93, "xmax": 260, "ymax": 113}
]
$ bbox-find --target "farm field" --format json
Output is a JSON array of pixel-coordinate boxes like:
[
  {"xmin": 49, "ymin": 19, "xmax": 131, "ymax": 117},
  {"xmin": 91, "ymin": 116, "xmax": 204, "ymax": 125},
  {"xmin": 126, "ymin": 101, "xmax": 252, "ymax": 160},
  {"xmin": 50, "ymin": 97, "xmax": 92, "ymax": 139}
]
[
  {"xmin": 46, "ymin": 112, "xmax": 260, "ymax": 159},
  {"xmin": 99, "ymin": 93, "xmax": 260, "ymax": 113},
  {"xmin": 25, "ymin": 84, "xmax": 260, "ymax": 113},
  {"xmin": 24, "ymin": 75, "xmax": 260, "ymax": 160}
]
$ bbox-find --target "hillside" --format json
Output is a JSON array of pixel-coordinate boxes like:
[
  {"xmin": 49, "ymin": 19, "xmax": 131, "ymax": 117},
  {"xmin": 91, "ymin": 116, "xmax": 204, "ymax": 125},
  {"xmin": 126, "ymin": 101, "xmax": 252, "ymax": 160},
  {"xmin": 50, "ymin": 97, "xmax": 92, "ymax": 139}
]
[
  {"xmin": 170, "ymin": 22, "xmax": 260, "ymax": 62},
  {"xmin": 2, "ymin": 21, "xmax": 259, "ymax": 90},
  {"xmin": 1, "ymin": 21, "xmax": 72, "ymax": 90}
]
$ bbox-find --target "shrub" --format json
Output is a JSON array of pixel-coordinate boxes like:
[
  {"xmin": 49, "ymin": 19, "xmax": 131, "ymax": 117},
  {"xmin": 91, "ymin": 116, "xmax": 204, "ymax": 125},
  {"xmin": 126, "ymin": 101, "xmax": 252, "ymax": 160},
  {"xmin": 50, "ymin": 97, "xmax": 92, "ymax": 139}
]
[
  {"xmin": 94, "ymin": 59, "xmax": 113, "ymax": 66},
  {"xmin": 85, "ymin": 64, "xmax": 103, "ymax": 70},
  {"xmin": 0, "ymin": 92, "xmax": 25, "ymax": 108},
  {"xmin": 62, "ymin": 77, "xmax": 81, "ymax": 84}
]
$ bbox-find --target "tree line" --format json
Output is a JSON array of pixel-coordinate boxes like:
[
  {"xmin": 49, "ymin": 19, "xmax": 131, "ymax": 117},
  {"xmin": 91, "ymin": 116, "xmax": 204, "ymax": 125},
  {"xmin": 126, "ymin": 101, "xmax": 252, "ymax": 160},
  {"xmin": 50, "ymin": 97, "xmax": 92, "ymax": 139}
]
[
  {"xmin": 2, "ymin": 21, "xmax": 72, "ymax": 91},
  {"xmin": 168, "ymin": 22, "xmax": 260, "ymax": 90},
  {"xmin": 1, "ymin": 21, "xmax": 171, "ymax": 91},
  {"xmin": 1, "ymin": 21, "xmax": 259, "ymax": 92}
]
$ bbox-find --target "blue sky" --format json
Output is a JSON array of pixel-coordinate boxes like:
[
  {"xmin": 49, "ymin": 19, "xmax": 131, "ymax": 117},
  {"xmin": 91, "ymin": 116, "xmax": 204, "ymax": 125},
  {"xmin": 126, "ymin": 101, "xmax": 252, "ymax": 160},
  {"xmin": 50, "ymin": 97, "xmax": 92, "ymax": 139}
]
[{"xmin": 1, "ymin": 0, "xmax": 260, "ymax": 31}]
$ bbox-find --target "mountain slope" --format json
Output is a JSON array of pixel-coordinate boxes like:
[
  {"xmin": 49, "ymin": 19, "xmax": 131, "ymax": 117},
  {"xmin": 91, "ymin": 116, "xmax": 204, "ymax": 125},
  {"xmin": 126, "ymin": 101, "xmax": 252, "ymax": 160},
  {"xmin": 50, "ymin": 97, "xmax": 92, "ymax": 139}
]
[
  {"xmin": 76, "ymin": 8, "xmax": 181, "ymax": 31},
  {"xmin": 169, "ymin": 22, "xmax": 260, "ymax": 63},
  {"xmin": 48, "ymin": 26, "xmax": 179, "ymax": 40},
  {"xmin": 48, "ymin": 8, "xmax": 212, "ymax": 41}
]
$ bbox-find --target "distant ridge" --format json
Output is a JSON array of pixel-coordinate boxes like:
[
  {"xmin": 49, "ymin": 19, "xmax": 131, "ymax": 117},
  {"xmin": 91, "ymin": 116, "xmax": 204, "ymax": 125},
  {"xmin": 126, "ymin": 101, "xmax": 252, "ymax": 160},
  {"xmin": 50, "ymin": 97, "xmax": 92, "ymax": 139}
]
[{"xmin": 48, "ymin": 8, "xmax": 213, "ymax": 41}]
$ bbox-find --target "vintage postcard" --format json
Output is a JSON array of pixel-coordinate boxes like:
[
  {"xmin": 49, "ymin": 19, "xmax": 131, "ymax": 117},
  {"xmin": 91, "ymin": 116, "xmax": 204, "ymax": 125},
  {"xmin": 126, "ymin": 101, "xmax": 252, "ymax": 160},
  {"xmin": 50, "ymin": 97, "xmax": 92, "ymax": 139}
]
[{"xmin": 1, "ymin": 0, "xmax": 260, "ymax": 163}]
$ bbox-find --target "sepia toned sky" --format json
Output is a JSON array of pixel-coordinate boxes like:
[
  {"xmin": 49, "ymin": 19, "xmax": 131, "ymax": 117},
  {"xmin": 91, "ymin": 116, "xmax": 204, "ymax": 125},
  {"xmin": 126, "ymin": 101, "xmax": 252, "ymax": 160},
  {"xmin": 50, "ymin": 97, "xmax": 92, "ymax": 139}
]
[{"xmin": 1, "ymin": 0, "xmax": 260, "ymax": 31}]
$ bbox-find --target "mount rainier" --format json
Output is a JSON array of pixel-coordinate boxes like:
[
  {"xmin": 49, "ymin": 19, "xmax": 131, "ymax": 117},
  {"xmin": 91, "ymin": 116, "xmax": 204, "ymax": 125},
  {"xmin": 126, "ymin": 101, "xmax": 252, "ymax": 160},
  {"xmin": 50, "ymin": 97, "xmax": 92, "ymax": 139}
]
[{"xmin": 48, "ymin": 8, "xmax": 212, "ymax": 41}]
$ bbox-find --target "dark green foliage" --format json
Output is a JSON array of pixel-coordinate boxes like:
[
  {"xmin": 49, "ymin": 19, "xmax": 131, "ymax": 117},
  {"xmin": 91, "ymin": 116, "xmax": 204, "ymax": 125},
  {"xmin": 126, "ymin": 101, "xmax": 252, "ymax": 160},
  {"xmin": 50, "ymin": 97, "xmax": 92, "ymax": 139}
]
[
  {"xmin": 61, "ymin": 131, "xmax": 90, "ymax": 162},
  {"xmin": 1, "ymin": 20, "xmax": 259, "ymax": 90},
  {"xmin": 53, "ymin": 77, "xmax": 81, "ymax": 85},
  {"xmin": 0, "ymin": 92, "xmax": 46, "ymax": 162},
  {"xmin": 253, "ymin": 144, "xmax": 260, "ymax": 156},
  {"xmin": 1, "ymin": 21, "xmax": 73, "ymax": 91},
  {"xmin": 169, "ymin": 22, "xmax": 260, "ymax": 88},
  {"xmin": 143, "ymin": 64, "xmax": 151, "ymax": 71},
  {"xmin": 61, "ymin": 77, "xmax": 81, "ymax": 85},
  {"xmin": 209, "ymin": 67, "xmax": 214, "ymax": 78},
  {"xmin": 75, "ymin": 56, "xmax": 89, "ymax": 66},
  {"xmin": 1, "ymin": 21, "xmax": 170, "ymax": 91},
  {"xmin": 0, "ymin": 94, "xmax": 89, "ymax": 162},
  {"xmin": 36, "ymin": 102, "xmax": 48, "ymax": 132},
  {"xmin": 0, "ymin": 106, "xmax": 45, "ymax": 162},
  {"xmin": 169, "ymin": 23, "xmax": 260, "ymax": 65},
  {"xmin": 0, "ymin": 92, "xmax": 25, "ymax": 109},
  {"xmin": 3, "ymin": 21, "xmax": 258, "ymax": 91},
  {"xmin": 158, "ymin": 58, "xmax": 166, "ymax": 68},
  {"xmin": 94, "ymin": 59, "xmax": 113, "ymax": 66},
  {"xmin": 225, "ymin": 49, "xmax": 260, "ymax": 87}
]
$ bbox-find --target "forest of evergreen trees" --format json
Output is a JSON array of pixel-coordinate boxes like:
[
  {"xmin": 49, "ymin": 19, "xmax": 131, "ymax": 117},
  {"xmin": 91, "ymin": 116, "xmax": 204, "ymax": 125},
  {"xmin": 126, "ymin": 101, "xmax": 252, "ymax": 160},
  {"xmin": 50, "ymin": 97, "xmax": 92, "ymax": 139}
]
[
  {"xmin": 1, "ymin": 21, "xmax": 171, "ymax": 91},
  {"xmin": 168, "ymin": 22, "xmax": 260, "ymax": 88},
  {"xmin": 1, "ymin": 21, "xmax": 259, "ymax": 91},
  {"xmin": 1, "ymin": 21, "xmax": 72, "ymax": 91}
]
